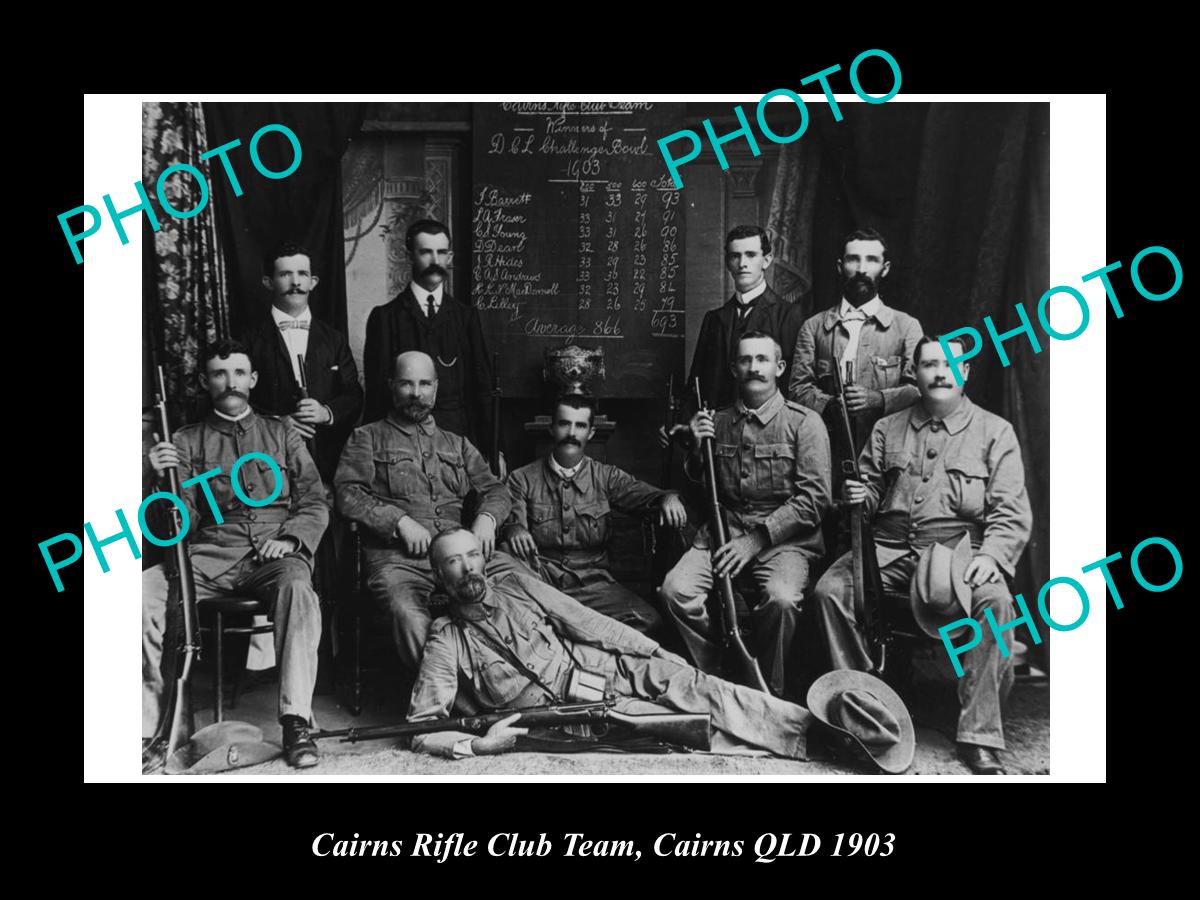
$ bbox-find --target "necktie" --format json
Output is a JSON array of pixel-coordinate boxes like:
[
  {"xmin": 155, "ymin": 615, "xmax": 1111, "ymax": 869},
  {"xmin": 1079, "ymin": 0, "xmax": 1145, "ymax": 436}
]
[
  {"xmin": 278, "ymin": 320, "xmax": 309, "ymax": 331},
  {"xmin": 426, "ymin": 296, "xmax": 436, "ymax": 318},
  {"xmin": 738, "ymin": 299, "xmax": 757, "ymax": 320}
]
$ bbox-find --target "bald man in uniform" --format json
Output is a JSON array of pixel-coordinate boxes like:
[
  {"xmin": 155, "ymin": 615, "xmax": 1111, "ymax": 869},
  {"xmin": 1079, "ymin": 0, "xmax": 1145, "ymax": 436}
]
[{"xmin": 335, "ymin": 352, "xmax": 518, "ymax": 671}]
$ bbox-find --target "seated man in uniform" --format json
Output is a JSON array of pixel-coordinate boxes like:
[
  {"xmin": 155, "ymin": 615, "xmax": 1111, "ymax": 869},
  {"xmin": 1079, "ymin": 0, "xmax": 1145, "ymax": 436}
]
[
  {"xmin": 660, "ymin": 331, "xmax": 832, "ymax": 696},
  {"xmin": 502, "ymin": 395, "xmax": 687, "ymax": 635},
  {"xmin": 142, "ymin": 340, "xmax": 329, "ymax": 769},
  {"xmin": 406, "ymin": 528, "xmax": 813, "ymax": 760},
  {"xmin": 811, "ymin": 336, "xmax": 1033, "ymax": 775},
  {"xmin": 335, "ymin": 351, "xmax": 517, "ymax": 673}
]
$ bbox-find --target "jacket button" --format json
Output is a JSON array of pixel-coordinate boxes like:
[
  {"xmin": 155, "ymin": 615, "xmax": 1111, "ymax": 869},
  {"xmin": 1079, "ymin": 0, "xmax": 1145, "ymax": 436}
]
[
  {"xmin": 740, "ymin": 469, "xmax": 750, "ymax": 478},
  {"xmin": 907, "ymin": 531, "xmax": 916, "ymax": 542},
  {"xmin": 922, "ymin": 475, "xmax": 930, "ymax": 482},
  {"xmin": 505, "ymin": 636, "xmax": 513, "ymax": 644},
  {"xmin": 915, "ymin": 495, "xmax": 924, "ymax": 503},
  {"xmin": 423, "ymin": 452, "xmax": 431, "ymax": 458},
  {"xmin": 927, "ymin": 449, "xmax": 938, "ymax": 459},
  {"xmin": 246, "ymin": 484, "xmax": 256, "ymax": 493},
  {"xmin": 248, "ymin": 512, "xmax": 257, "ymax": 521}
]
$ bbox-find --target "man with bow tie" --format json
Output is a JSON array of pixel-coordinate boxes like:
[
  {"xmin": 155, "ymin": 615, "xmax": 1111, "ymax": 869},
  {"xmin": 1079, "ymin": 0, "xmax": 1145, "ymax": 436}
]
[
  {"xmin": 788, "ymin": 228, "xmax": 923, "ymax": 455},
  {"xmin": 502, "ymin": 395, "xmax": 688, "ymax": 635},
  {"xmin": 244, "ymin": 241, "xmax": 363, "ymax": 484}
]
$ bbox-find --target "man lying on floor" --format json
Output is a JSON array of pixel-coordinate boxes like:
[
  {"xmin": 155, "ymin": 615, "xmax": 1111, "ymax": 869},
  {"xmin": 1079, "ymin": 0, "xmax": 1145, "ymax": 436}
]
[{"xmin": 404, "ymin": 527, "xmax": 814, "ymax": 759}]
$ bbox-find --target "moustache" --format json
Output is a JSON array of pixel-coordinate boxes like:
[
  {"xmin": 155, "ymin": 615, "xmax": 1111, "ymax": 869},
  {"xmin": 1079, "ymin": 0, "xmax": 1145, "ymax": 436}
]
[
  {"xmin": 285, "ymin": 287, "xmax": 307, "ymax": 295},
  {"xmin": 556, "ymin": 437, "xmax": 582, "ymax": 447},
  {"xmin": 419, "ymin": 263, "xmax": 449, "ymax": 279},
  {"xmin": 218, "ymin": 389, "xmax": 248, "ymax": 400},
  {"xmin": 742, "ymin": 373, "xmax": 769, "ymax": 382},
  {"xmin": 928, "ymin": 381, "xmax": 953, "ymax": 389},
  {"xmin": 452, "ymin": 572, "xmax": 487, "ymax": 602}
]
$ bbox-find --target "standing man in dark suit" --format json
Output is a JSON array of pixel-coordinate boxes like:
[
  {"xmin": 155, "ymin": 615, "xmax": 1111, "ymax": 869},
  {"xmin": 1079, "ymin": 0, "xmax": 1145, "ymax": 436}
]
[
  {"xmin": 662, "ymin": 225, "xmax": 804, "ymax": 445},
  {"xmin": 363, "ymin": 219, "xmax": 495, "ymax": 461},
  {"xmin": 244, "ymin": 241, "xmax": 364, "ymax": 484}
]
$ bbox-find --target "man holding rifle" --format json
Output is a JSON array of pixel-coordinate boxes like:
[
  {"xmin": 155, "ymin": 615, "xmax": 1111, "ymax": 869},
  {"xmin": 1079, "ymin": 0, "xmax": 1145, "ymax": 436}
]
[
  {"xmin": 405, "ymin": 528, "xmax": 814, "ymax": 760},
  {"xmin": 811, "ymin": 336, "xmax": 1032, "ymax": 775},
  {"xmin": 141, "ymin": 340, "xmax": 330, "ymax": 769},
  {"xmin": 659, "ymin": 332, "xmax": 832, "ymax": 697}
]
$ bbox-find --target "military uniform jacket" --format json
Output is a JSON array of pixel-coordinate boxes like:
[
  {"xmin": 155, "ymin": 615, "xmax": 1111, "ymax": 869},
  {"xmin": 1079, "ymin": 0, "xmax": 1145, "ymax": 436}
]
[
  {"xmin": 243, "ymin": 313, "xmax": 364, "ymax": 482},
  {"xmin": 334, "ymin": 412, "xmax": 511, "ymax": 556},
  {"xmin": 407, "ymin": 571, "xmax": 665, "ymax": 756},
  {"xmin": 503, "ymin": 456, "xmax": 668, "ymax": 573},
  {"xmin": 683, "ymin": 286, "xmax": 804, "ymax": 419},
  {"xmin": 687, "ymin": 389, "xmax": 832, "ymax": 558},
  {"xmin": 788, "ymin": 300, "xmax": 923, "ymax": 450},
  {"xmin": 362, "ymin": 286, "xmax": 495, "ymax": 457},
  {"xmin": 169, "ymin": 411, "xmax": 330, "ymax": 580},
  {"xmin": 859, "ymin": 396, "xmax": 1032, "ymax": 576}
]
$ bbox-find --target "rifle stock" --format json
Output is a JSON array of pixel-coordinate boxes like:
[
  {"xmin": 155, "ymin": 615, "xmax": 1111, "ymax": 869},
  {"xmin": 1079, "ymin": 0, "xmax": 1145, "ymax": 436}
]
[
  {"xmin": 312, "ymin": 701, "xmax": 712, "ymax": 751},
  {"xmin": 692, "ymin": 379, "xmax": 771, "ymax": 694},
  {"xmin": 143, "ymin": 364, "xmax": 201, "ymax": 773},
  {"xmin": 830, "ymin": 362, "xmax": 888, "ymax": 673}
]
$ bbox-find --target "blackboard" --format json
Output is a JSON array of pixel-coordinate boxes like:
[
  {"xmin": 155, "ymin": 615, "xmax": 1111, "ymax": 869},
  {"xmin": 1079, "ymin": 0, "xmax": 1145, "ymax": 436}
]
[{"xmin": 471, "ymin": 102, "xmax": 686, "ymax": 398}]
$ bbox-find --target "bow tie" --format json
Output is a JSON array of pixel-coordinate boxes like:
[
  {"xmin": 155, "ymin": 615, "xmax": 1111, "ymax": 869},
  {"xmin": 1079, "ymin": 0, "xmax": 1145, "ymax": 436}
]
[{"xmin": 278, "ymin": 320, "xmax": 310, "ymax": 331}]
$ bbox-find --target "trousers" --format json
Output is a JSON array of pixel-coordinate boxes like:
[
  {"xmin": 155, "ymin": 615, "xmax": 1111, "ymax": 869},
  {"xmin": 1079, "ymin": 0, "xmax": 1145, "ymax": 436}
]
[
  {"xmin": 534, "ymin": 558, "xmax": 662, "ymax": 635},
  {"xmin": 602, "ymin": 651, "xmax": 813, "ymax": 759},
  {"xmin": 811, "ymin": 550, "xmax": 1015, "ymax": 749},
  {"xmin": 365, "ymin": 549, "xmax": 530, "ymax": 671},
  {"xmin": 142, "ymin": 554, "xmax": 322, "ymax": 738},
  {"xmin": 659, "ymin": 544, "xmax": 813, "ymax": 695}
]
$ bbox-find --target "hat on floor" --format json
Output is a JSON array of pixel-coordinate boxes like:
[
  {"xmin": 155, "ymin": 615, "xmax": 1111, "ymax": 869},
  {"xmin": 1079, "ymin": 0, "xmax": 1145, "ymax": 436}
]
[
  {"xmin": 166, "ymin": 721, "xmax": 280, "ymax": 774},
  {"xmin": 911, "ymin": 532, "xmax": 974, "ymax": 638},
  {"xmin": 807, "ymin": 670, "xmax": 915, "ymax": 774}
]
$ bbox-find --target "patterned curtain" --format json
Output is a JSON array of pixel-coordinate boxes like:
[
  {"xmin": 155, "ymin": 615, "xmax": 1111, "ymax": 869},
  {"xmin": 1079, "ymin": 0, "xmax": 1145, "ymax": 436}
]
[
  {"xmin": 765, "ymin": 139, "xmax": 821, "ymax": 316},
  {"xmin": 142, "ymin": 101, "xmax": 230, "ymax": 424}
]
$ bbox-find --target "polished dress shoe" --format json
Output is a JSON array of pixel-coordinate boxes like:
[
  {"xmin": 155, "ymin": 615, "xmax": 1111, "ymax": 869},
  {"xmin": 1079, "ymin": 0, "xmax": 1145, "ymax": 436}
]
[
  {"xmin": 282, "ymin": 715, "xmax": 320, "ymax": 769},
  {"xmin": 957, "ymin": 742, "xmax": 1005, "ymax": 775}
]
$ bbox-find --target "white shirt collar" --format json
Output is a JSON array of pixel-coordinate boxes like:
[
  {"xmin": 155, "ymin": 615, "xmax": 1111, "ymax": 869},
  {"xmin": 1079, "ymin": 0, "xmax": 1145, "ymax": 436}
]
[
  {"xmin": 271, "ymin": 304, "xmax": 312, "ymax": 325},
  {"xmin": 737, "ymin": 281, "xmax": 767, "ymax": 305},
  {"xmin": 548, "ymin": 455, "xmax": 585, "ymax": 480},
  {"xmin": 411, "ymin": 281, "xmax": 445, "ymax": 310},
  {"xmin": 839, "ymin": 295, "xmax": 883, "ymax": 319},
  {"xmin": 214, "ymin": 406, "xmax": 253, "ymax": 422}
]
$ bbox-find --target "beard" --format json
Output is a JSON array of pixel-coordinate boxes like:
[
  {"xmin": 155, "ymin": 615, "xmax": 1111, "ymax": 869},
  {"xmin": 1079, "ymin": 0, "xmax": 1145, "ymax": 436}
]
[
  {"xmin": 843, "ymin": 272, "xmax": 879, "ymax": 306},
  {"xmin": 399, "ymin": 398, "xmax": 434, "ymax": 422},
  {"xmin": 449, "ymin": 572, "xmax": 487, "ymax": 604}
]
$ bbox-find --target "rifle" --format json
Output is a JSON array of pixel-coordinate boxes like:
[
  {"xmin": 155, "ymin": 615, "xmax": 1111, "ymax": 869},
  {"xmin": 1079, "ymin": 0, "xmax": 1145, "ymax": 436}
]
[
  {"xmin": 490, "ymin": 351, "xmax": 502, "ymax": 475},
  {"xmin": 661, "ymin": 373, "xmax": 677, "ymax": 489},
  {"xmin": 141, "ymin": 364, "xmax": 201, "ymax": 774},
  {"xmin": 830, "ymin": 360, "xmax": 889, "ymax": 673},
  {"xmin": 295, "ymin": 352, "xmax": 318, "ymax": 457},
  {"xmin": 312, "ymin": 700, "xmax": 712, "ymax": 751},
  {"xmin": 691, "ymin": 378, "xmax": 771, "ymax": 694}
]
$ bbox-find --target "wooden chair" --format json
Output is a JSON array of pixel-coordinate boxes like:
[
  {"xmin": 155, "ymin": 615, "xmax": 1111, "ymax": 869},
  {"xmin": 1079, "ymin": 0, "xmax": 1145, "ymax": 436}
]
[{"xmin": 196, "ymin": 596, "xmax": 274, "ymax": 721}]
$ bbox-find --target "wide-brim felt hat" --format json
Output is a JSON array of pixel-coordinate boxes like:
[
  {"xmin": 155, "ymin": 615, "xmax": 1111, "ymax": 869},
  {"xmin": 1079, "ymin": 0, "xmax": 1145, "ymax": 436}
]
[
  {"xmin": 807, "ymin": 670, "xmax": 915, "ymax": 774},
  {"xmin": 911, "ymin": 532, "xmax": 974, "ymax": 639},
  {"xmin": 166, "ymin": 721, "xmax": 280, "ymax": 774}
]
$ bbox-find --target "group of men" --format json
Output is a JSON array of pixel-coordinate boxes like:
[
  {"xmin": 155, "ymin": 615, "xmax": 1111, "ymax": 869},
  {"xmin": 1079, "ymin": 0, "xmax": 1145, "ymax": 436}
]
[{"xmin": 142, "ymin": 218, "xmax": 1032, "ymax": 777}]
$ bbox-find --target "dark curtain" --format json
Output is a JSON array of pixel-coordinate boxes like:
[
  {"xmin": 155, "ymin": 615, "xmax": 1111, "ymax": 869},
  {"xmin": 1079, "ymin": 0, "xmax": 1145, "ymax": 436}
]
[
  {"xmin": 203, "ymin": 103, "xmax": 364, "ymax": 338},
  {"xmin": 772, "ymin": 102, "xmax": 1050, "ymax": 658}
]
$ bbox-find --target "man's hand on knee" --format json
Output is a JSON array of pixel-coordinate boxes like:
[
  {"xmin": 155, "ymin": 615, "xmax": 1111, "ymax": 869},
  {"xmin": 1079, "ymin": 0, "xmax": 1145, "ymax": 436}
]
[
  {"xmin": 964, "ymin": 554, "xmax": 1002, "ymax": 588},
  {"xmin": 395, "ymin": 516, "xmax": 432, "ymax": 558},
  {"xmin": 260, "ymin": 537, "xmax": 300, "ymax": 560}
]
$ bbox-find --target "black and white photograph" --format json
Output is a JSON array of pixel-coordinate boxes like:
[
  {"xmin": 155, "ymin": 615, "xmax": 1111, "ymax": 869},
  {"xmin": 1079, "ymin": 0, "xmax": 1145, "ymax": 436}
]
[{"xmin": 130, "ymin": 98, "xmax": 1053, "ymax": 778}]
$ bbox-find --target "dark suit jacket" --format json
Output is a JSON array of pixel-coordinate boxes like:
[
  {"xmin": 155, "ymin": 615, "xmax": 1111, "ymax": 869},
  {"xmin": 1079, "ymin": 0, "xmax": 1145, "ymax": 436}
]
[
  {"xmin": 362, "ymin": 286, "xmax": 495, "ymax": 458},
  {"xmin": 682, "ymin": 286, "xmax": 804, "ymax": 418},
  {"xmin": 244, "ymin": 314, "xmax": 364, "ymax": 482}
]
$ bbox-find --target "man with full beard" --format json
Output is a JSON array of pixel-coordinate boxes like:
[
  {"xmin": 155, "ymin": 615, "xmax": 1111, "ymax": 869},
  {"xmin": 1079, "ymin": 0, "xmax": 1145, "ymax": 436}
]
[
  {"xmin": 406, "ymin": 528, "xmax": 816, "ymax": 761},
  {"xmin": 659, "ymin": 332, "xmax": 832, "ymax": 697},
  {"xmin": 788, "ymin": 228, "xmax": 923, "ymax": 454},
  {"xmin": 362, "ymin": 219, "xmax": 496, "ymax": 461},
  {"xmin": 503, "ymin": 394, "xmax": 687, "ymax": 635},
  {"xmin": 335, "ymin": 351, "xmax": 514, "ymax": 672}
]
